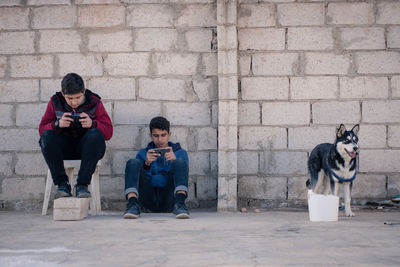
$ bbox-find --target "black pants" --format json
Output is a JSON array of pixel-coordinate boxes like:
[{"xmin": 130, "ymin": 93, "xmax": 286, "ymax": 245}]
[
  {"xmin": 39, "ymin": 129, "xmax": 106, "ymax": 186},
  {"xmin": 124, "ymin": 158, "xmax": 189, "ymax": 212}
]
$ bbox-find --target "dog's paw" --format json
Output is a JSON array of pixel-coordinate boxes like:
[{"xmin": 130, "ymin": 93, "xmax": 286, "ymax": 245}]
[{"xmin": 345, "ymin": 211, "xmax": 355, "ymax": 217}]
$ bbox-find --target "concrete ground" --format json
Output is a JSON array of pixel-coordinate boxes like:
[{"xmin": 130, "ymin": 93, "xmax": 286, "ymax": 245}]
[{"xmin": 0, "ymin": 210, "xmax": 400, "ymax": 267}]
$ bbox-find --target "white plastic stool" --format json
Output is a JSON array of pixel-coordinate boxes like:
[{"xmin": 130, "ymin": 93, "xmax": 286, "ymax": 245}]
[{"xmin": 42, "ymin": 160, "xmax": 101, "ymax": 216}]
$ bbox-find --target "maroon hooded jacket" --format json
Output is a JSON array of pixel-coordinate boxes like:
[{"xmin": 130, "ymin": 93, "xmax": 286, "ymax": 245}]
[{"xmin": 39, "ymin": 89, "xmax": 113, "ymax": 140}]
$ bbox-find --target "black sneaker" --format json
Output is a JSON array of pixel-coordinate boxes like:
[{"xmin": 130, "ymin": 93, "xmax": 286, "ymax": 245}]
[
  {"xmin": 173, "ymin": 201, "xmax": 190, "ymax": 219},
  {"xmin": 123, "ymin": 197, "xmax": 140, "ymax": 219},
  {"xmin": 54, "ymin": 181, "xmax": 72, "ymax": 199},
  {"xmin": 75, "ymin": 184, "xmax": 91, "ymax": 198}
]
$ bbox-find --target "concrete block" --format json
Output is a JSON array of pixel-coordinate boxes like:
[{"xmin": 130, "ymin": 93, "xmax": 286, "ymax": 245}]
[
  {"xmin": 0, "ymin": 105, "xmax": 13, "ymax": 127},
  {"xmin": 155, "ymin": 53, "xmax": 198, "ymax": 76},
  {"xmin": 340, "ymin": 77, "xmax": 388, "ymax": 99},
  {"xmin": 360, "ymin": 150, "xmax": 400, "ymax": 172},
  {"xmin": 0, "ymin": 129, "xmax": 41, "ymax": 151},
  {"xmin": 76, "ymin": 0, "xmax": 120, "ymax": 3},
  {"xmin": 33, "ymin": 6, "xmax": 76, "ymax": 29},
  {"xmin": 313, "ymin": 101, "xmax": 360, "ymax": 124},
  {"xmin": 288, "ymin": 126, "xmax": 335, "ymax": 150},
  {"xmin": 305, "ymin": 53, "xmax": 351, "ymax": 75},
  {"xmin": 217, "ymin": 26, "xmax": 237, "ymax": 51},
  {"xmin": 262, "ymin": 102, "xmax": 310, "ymax": 126},
  {"xmin": 352, "ymin": 175, "xmax": 386, "ymax": 199},
  {"xmin": 78, "ymin": 5, "xmax": 125, "ymax": 27},
  {"xmin": 210, "ymin": 151, "xmax": 217, "ymax": 175},
  {"xmin": 88, "ymin": 30, "xmax": 132, "ymax": 52},
  {"xmin": 0, "ymin": 7, "xmax": 29, "ymax": 30},
  {"xmin": 238, "ymin": 4, "xmax": 275, "ymax": 27},
  {"xmin": 114, "ymin": 101, "xmax": 161, "ymax": 125},
  {"xmin": 376, "ymin": 2, "xmax": 400, "ymax": 24},
  {"xmin": 99, "ymin": 176, "xmax": 124, "ymax": 201},
  {"xmin": 194, "ymin": 77, "xmax": 217, "ymax": 101},
  {"xmin": 218, "ymin": 50, "xmax": 237, "ymax": 75},
  {"xmin": 0, "ymin": 0, "xmax": 21, "ymax": 7},
  {"xmin": 238, "ymin": 176, "xmax": 287, "ymax": 200},
  {"xmin": 340, "ymin": 28, "xmax": 385, "ymax": 50},
  {"xmin": 39, "ymin": 30, "xmax": 81, "ymax": 53},
  {"xmin": 127, "ymin": 4, "xmax": 173, "ymax": 27},
  {"xmin": 218, "ymin": 76, "xmax": 237, "ymax": 100},
  {"xmin": 53, "ymin": 198, "xmax": 89, "ymax": 221},
  {"xmin": 388, "ymin": 26, "xmax": 400, "ymax": 48},
  {"xmin": 238, "ymin": 29, "xmax": 285, "ymax": 51},
  {"xmin": 15, "ymin": 153, "xmax": 47, "ymax": 176},
  {"xmin": 217, "ymin": 0, "xmax": 236, "ymax": 25},
  {"xmin": 107, "ymin": 126, "xmax": 140, "ymax": 149},
  {"xmin": 0, "ymin": 153, "xmax": 13, "ymax": 176},
  {"xmin": 138, "ymin": 78, "xmax": 185, "ymax": 101},
  {"xmin": 0, "ymin": 32, "xmax": 35, "ymax": 54},
  {"xmin": 165, "ymin": 102, "xmax": 210, "ymax": 126},
  {"xmin": 288, "ymin": 27, "xmax": 333, "ymax": 51},
  {"xmin": 217, "ymin": 175, "xmax": 237, "ymax": 211},
  {"xmin": 169, "ymin": 127, "xmax": 191, "ymax": 152},
  {"xmin": 356, "ymin": 52, "xmax": 400, "ymax": 74},
  {"xmin": 202, "ymin": 53, "xmax": 217, "ymax": 76},
  {"xmin": 239, "ymin": 55, "xmax": 251, "ymax": 76},
  {"xmin": 288, "ymin": 176, "xmax": 308, "ymax": 200},
  {"xmin": 392, "ymin": 76, "xmax": 400, "ymax": 98},
  {"xmin": 28, "ymin": 0, "xmax": 71, "ymax": 4},
  {"xmin": 105, "ymin": 53, "xmax": 150, "ymax": 76},
  {"xmin": 260, "ymin": 151, "xmax": 308, "ymax": 175},
  {"xmin": 197, "ymin": 127, "xmax": 217, "ymax": 150},
  {"xmin": 87, "ymin": 77, "xmax": 136, "ymax": 100},
  {"xmin": 189, "ymin": 152, "xmax": 210, "ymax": 176},
  {"xmin": 134, "ymin": 28, "xmax": 178, "ymax": 52},
  {"xmin": 187, "ymin": 177, "xmax": 198, "ymax": 207},
  {"xmin": 218, "ymin": 125, "xmax": 237, "ymax": 150},
  {"xmin": 358, "ymin": 125, "xmax": 386, "ymax": 149},
  {"xmin": 389, "ymin": 126, "xmax": 400, "ymax": 148},
  {"xmin": 277, "ymin": 3, "xmax": 324, "ymax": 26},
  {"xmin": 16, "ymin": 103, "xmax": 47, "ymax": 127},
  {"xmin": 176, "ymin": 4, "xmax": 216, "ymax": 27},
  {"xmin": 40, "ymin": 79, "xmax": 60, "ymax": 101},
  {"xmin": 212, "ymin": 102, "xmax": 218, "ymax": 127},
  {"xmin": 239, "ymin": 126, "xmax": 287, "ymax": 150},
  {"xmin": 388, "ymin": 174, "xmax": 400, "ymax": 198},
  {"xmin": 238, "ymin": 102, "xmax": 260, "ymax": 126},
  {"xmin": 59, "ymin": 54, "xmax": 103, "ymax": 77},
  {"xmin": 327, "ymin": 3, "xmax": 374, "ymax": 25},
  {"xmin": 0, "ymin": 79, "xmax": 39, "ymax": 102},
  {"xmin": 185, "ymin": 29, "xmax": 213, "ymax": 52},
  {"xmin": 241, "ymin": 77, "xmax": 289, "ymax": 100},
  {"xmin": 252, "ymin": 53, "xmax": 298, "ymax": 76},
  {"xmin": 291, "ymin": 77, "xmax": 337, "ymax": 100},
  {"xmin": 197, "ymin": 176, "xmax": 217, "ymax": 201},
  {"xmin": 219, "ymin": 101, "xmax": 237, "ymax": 125},
  {"xmin": 363, "ymin": 100, "xmax": 400, "ymax": 123},
  {"xmin": 112, "ymin": 151, "xmax": 137, "ymax": 175},
  {"xmin": 0, "ymin": 56, "xmax": 6, "ymax": 77},
  {"xmin": 238, "ymin": 151, "xmax": 258, "ymax": 175},
  {"xmin": 218, "ymin": 151, "xmax": 237, "ymax": 175},
  {"xmin": 0, "ymin": 177, "xmax": 44, "ymax": 200},
  {"xmin": 10, "ymin": 55, "xmax": 53, "ymax": 78}
]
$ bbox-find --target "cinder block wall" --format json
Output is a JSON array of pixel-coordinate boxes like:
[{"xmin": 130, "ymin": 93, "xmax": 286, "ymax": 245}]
[{"xmin": 0, "ymin": 0, "xmax": 399, "ymax": 211}]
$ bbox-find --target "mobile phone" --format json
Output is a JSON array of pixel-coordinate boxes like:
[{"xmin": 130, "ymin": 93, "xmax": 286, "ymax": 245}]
[
  {"xmin": 152, "ymin": 148, "xmax": 169, "ymax": 156},
  {"xmin": 66, "ymin": 113, "xmax": 82, "ymax": 127}
]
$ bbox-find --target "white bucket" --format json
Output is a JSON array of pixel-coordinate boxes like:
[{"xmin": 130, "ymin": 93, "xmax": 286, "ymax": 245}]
[{"xmin": 307, "ymin": 190, "xmax": 339, "ymax": 222}]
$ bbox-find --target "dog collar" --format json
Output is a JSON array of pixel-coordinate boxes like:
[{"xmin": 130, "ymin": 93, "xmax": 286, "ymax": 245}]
[{"xmin": 330, "ymin": 169, "xmax": 357, "ymax": 183}]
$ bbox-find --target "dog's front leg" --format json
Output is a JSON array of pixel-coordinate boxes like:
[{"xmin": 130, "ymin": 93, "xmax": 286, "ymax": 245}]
[{"xmin": 343, "ymin": 182, "xmax": 355, "ymax": 217}]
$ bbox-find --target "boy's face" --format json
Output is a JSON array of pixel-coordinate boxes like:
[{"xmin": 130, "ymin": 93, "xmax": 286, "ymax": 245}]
[
  {"xmin": 150, "ymin": 128, "xmax": 171, "ymax": 148},
  {"xmin": 62, "ymin": 90, "xmax": 85, "ymax": 109}
]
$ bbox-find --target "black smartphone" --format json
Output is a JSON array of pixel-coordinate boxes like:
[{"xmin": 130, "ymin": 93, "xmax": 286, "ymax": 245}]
[
  {"xmin": 152, "ymin": 148, "xmax": 169, "ymax": 156},
  {"xmin": 66, "ymin": 113, "xmax": 82, "ymax": 127}
]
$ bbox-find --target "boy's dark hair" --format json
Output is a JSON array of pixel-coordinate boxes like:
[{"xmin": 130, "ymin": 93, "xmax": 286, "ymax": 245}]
[
  {"xmin": 61, "ymin": 73, "xmax": 85, "ymax": 95},
  {"xmin": 149, "ymin": 116, "xmax": 170, "ymax": 133}
]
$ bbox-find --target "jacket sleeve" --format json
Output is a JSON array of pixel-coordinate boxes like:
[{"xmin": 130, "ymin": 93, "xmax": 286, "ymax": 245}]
[
  {"xmin": 92, "ymin": 101, "xmax": 113, "ymax": 140},
  {"xmin": 39, "ymin": 100, "xmax": 57, "ymax": 136}
]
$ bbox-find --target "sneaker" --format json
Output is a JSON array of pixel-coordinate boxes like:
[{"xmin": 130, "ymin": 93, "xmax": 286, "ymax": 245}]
[
  {"xmin": 173, "ymin": 201, "xmax": 190, "ymax": 219},
  {"xmin": 54, "ymin": 181, "xmax": 72, "ymax": 199},
  {"xmin": 75, "ymin": 184, "xmax": 91, "ymax": 198},
  {"xmin": 392, "ymin": 195, "xmax": 400, "ymax": 203},
  {"xmin": 123, "ymin": 197, "xmax": 140, "ymax": 219}
]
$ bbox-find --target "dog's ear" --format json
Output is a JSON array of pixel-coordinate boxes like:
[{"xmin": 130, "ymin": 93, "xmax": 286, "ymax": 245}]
[
  {"xmin": 336, "ymin": 124, "xmax": 346, "ymax": 137},
  {"xmin": 351, "ymin": 124, "xmax": 360, "ymax": 136}
]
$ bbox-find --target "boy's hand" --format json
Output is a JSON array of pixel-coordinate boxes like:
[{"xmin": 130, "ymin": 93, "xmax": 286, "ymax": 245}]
[
  {"xmin": 79, "ymin": 112, "xmax": 92, "ymax": 128},
  {"xmin": 164, "ymin": 147, "xmax": 176, "ymax": 162},
  {"xmin": 59, "ymin": 112, "xmax": 73, "ymax": 128},
  {"xmin": 145, "ymin": 150, "xmax": 158, "ymax": 166}
]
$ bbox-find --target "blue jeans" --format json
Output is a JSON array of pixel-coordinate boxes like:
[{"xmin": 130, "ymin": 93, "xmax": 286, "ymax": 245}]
[
  {"xmin": 124, "ymin": 158, "xmax": 188, "ymax": 212},
  {"xmin": 39, "ymin": 129, "xmax": 105, "ymax": 186}
]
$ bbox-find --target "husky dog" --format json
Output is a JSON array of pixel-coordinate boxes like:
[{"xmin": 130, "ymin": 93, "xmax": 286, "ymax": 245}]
[{"xmin": 306, "ymin": 124, "xmax": 360, "ymax": 217}]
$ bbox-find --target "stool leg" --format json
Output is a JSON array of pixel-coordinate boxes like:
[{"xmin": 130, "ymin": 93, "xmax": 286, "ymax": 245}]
[
  {"xmin": 89, "ymin": 167, "xmax": 101, "ymax": 215},
  {"xmin": 42, "ymin": 169, "xmax": 53, "ymax": 216},
  {"xmin": 66, "ymin": 168, "xmax": 75, "ymax": 196}
]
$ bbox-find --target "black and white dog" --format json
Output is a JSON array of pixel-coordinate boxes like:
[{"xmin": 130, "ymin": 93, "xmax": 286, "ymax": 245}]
[{"xmin": 306, "ymin": 124, "xmax": 360, "ymax": 217}]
